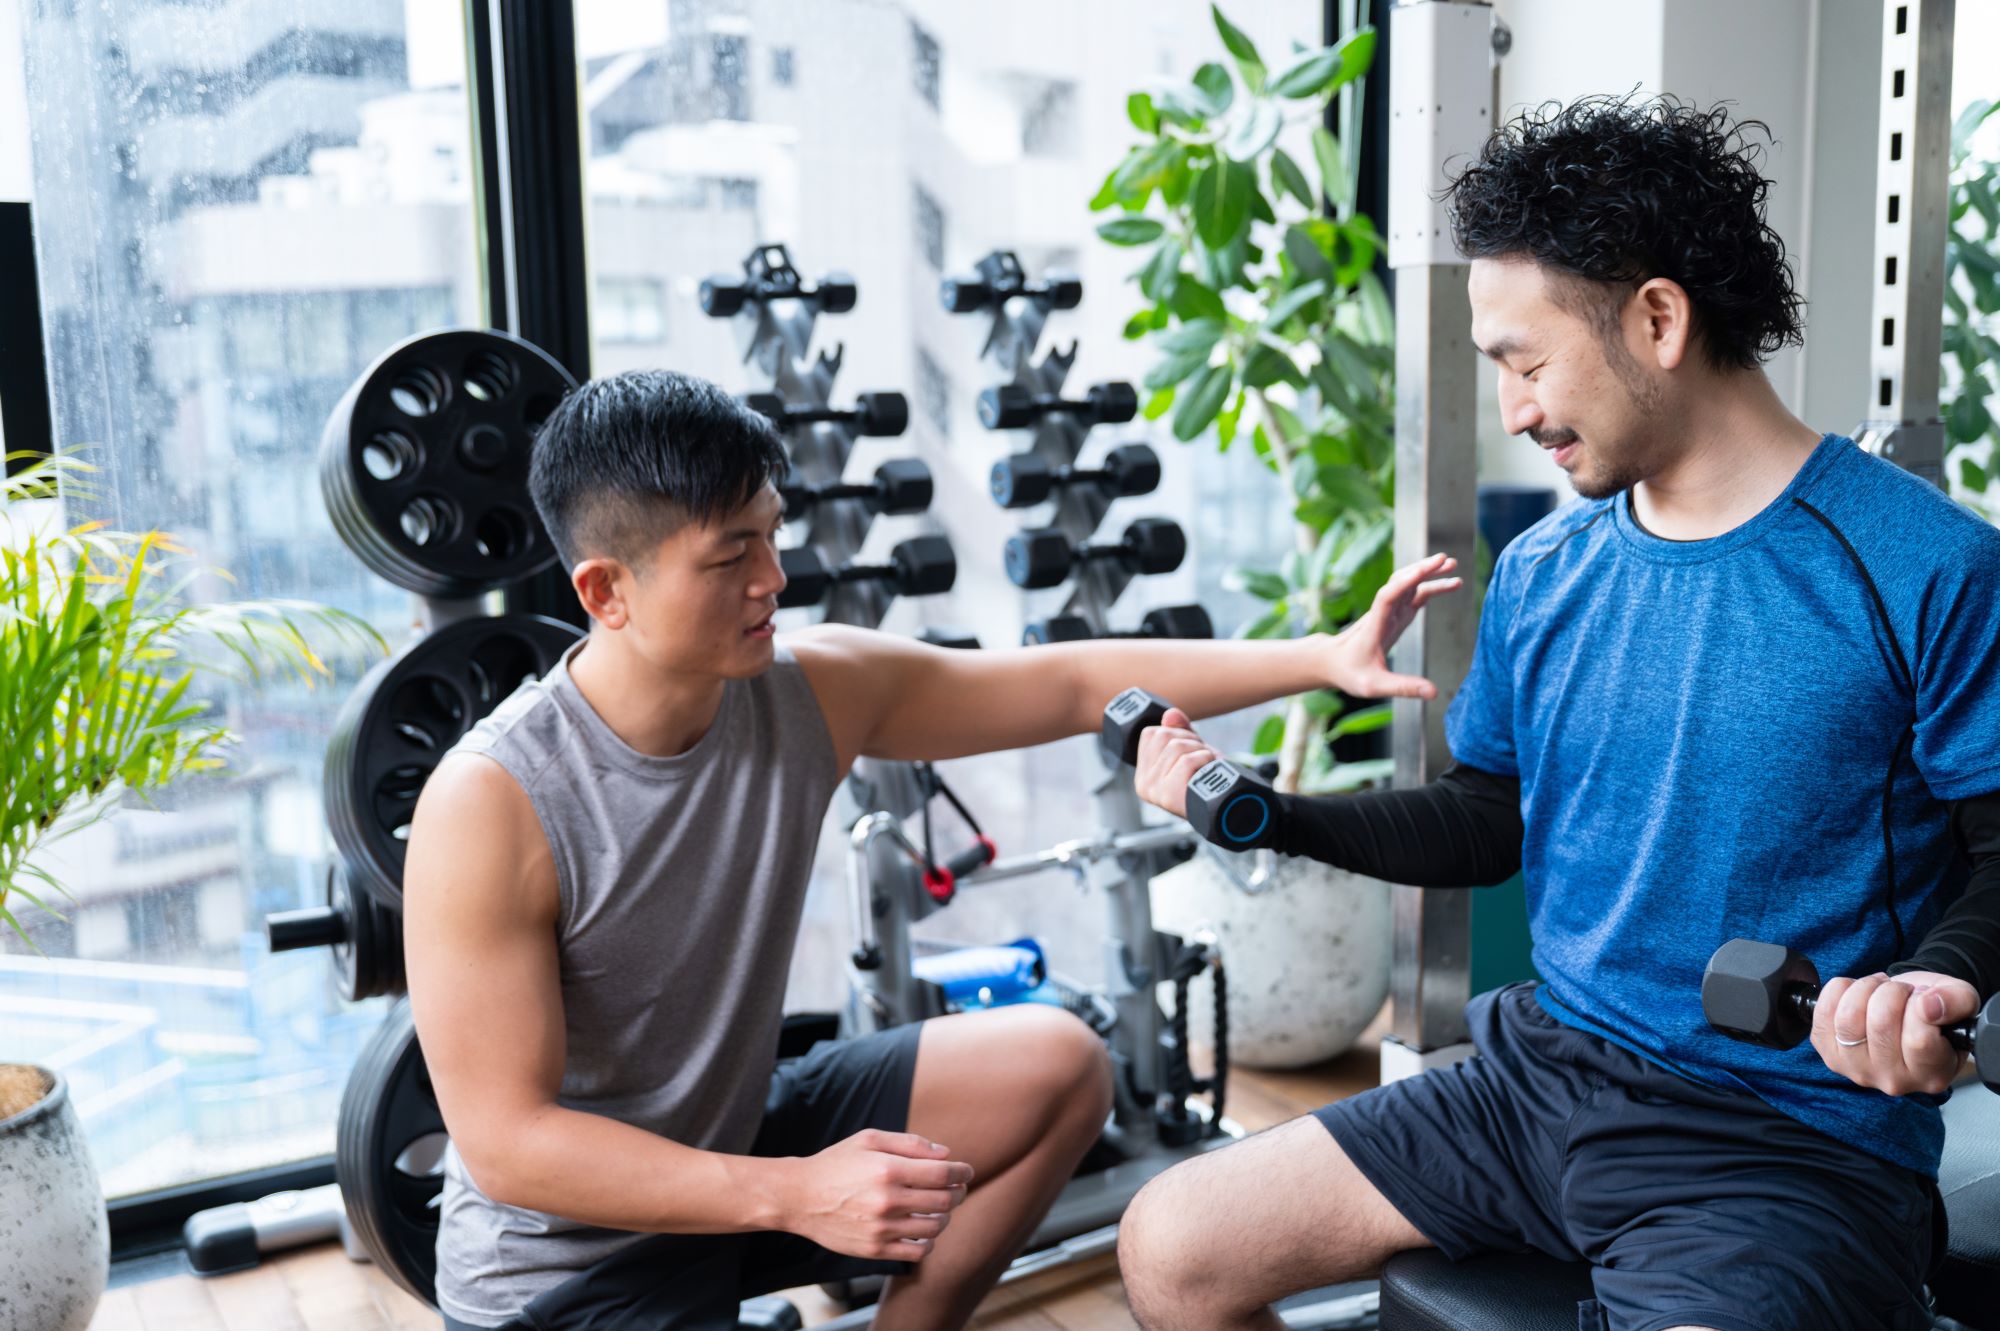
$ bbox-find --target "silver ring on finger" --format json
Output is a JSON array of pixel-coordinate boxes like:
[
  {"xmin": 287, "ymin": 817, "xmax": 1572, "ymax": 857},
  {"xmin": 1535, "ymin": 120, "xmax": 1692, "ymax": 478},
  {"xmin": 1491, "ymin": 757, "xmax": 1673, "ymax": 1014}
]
[{"xmin": 1835, "ymin": 1034, "xmax": 1867, "ymax": 1048}]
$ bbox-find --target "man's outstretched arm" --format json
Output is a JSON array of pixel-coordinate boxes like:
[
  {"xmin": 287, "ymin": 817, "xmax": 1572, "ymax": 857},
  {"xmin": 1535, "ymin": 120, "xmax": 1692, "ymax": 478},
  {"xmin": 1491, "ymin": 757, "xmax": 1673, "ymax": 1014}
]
[
  {"xmin": 1132, "ymin": 705, "xmax": 1522, "ymax": 888},
  {"xmin": 791, "ymin": 553, "xmax": 1462, "ymax": 769}
]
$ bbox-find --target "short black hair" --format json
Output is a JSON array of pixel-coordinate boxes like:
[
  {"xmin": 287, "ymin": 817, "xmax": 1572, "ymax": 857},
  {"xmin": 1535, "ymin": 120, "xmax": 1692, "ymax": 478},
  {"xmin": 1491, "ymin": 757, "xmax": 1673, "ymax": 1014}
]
[
  {"xmin": 528, "ymin": 369, "xmax": 787, "ymax": 574},
  {"xmin": 1445, "ymin": 94, "xmax": 1805, "ymax": 372}
]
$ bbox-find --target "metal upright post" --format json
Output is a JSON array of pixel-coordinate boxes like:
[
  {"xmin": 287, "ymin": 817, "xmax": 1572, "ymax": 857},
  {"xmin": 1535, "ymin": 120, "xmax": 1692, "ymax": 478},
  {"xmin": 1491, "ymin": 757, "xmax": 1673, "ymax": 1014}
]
[
  {"xmin": 1382, "ymin": 0, "xmax": 1494, "ymax": 1069},
  {"xmin": 1855, "ymin": 0, "xmax": 1956, "ymax": 487}
]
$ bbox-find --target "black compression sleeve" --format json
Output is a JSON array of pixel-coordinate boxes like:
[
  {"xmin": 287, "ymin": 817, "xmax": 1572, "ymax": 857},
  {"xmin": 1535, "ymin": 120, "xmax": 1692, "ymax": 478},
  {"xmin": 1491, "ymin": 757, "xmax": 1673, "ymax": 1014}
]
[
  {"xmin": 1886, "ymin": 790, "xmax": 2000, "ymax": 1001},
  {"xmin": 1267, "ymin": 762, "xmax": 1523, "ymax": 888}
]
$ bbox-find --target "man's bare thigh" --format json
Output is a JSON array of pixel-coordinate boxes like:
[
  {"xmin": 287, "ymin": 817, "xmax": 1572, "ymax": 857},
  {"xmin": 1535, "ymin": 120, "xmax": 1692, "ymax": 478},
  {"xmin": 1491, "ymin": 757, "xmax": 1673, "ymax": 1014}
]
[{"xmin": 1125, "ymin": 1114, "xmax": 1432, "ymax": 1301}]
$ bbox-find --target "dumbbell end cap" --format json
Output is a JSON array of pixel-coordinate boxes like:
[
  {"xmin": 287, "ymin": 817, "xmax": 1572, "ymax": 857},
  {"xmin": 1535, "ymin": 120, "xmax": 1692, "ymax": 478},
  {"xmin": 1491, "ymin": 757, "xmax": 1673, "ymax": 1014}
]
[
  {"xmin": 1701, "ymin": 938, "xmax": 1817, "ymax": 1050},
  {"xmin": 1099, "ymin": 686, "xmax": 1173, "ymax": 768},
  {"xmin": 1186, "ymin": 759, "xmax": 1277, "ymax": 848}
]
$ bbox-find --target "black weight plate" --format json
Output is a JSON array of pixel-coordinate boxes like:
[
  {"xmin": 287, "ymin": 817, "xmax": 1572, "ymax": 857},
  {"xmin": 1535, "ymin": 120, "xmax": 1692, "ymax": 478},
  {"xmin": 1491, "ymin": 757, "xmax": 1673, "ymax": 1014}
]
[
  {"xmin": 326, "ymin": 614, "xmax": 582, "ymax": 910},
  {"xmin": 338, "ymin": 997, "xmax": 445, "ymax": 1307},
  {"xmin": 321, "ymin": 328, "xmax": 575, "ymax": 597}
]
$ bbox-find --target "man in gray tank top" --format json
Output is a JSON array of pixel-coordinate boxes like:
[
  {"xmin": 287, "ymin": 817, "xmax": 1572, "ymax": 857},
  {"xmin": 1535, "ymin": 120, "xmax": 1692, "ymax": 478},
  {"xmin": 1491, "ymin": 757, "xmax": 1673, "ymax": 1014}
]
[{"xmin": 402, "ymin": 370, "xmax": 1460, "ymax": 1330}]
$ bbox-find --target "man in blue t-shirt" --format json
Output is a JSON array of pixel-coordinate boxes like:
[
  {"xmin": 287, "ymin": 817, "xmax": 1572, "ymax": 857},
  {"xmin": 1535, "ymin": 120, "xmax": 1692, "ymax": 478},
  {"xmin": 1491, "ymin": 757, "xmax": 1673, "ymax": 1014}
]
[{"xmin": 1113, "ymin": 96, "xmax": 2000, "ymax": 1331}]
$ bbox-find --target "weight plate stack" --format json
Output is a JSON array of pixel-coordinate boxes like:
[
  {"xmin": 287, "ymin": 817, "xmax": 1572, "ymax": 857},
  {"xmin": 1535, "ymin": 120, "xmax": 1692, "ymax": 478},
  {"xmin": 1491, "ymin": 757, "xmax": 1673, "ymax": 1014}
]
[
  {"xmin": 337, "ymin": 997, "xmax": 445, "ymax": 1307},
  {"xmin": 326, "ymin": 614, "xmax": 583, "ymax": 910},
  {"xmin": 320, "ymin": 328, "xmax": 575, "ymax": 598}
]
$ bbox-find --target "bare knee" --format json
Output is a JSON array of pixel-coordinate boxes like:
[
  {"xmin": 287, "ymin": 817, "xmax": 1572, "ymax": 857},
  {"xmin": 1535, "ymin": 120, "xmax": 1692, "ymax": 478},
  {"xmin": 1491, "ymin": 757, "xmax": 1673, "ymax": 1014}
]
[
  {"xmin": 1011, "ymin": 1005, "xmax": 1113, "ymax": 1133},
  {"xmin": 1120, "ymin": 1164, "xmax": 1233, "ymax": 1329}
]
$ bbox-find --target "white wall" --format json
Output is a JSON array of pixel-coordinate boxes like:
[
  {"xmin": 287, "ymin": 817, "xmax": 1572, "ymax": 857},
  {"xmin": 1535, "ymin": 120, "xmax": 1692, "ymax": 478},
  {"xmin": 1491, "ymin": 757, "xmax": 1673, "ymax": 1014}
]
[{"xmin": 1797, "ymin": 0, "xmax": 1882, "ymax": 444}]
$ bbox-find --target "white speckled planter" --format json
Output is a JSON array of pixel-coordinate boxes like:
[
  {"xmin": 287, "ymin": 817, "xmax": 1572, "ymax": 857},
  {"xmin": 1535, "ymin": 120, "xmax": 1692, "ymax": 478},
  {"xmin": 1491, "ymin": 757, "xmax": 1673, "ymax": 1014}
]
[
  {"xmin": 1149, "ymin": 851, "xmax": 1391, "ymax": 1069},
  {"xmin": 0, "ymin": 1068, "xmax": 109, "ymax": 1331}
]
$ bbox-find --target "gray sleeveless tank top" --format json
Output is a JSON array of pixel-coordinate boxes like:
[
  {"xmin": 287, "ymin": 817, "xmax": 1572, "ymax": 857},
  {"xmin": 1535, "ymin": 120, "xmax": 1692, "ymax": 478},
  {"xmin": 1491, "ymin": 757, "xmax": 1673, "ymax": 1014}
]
[{"xmin": 430, "ymin": 634, "xmax": 840, "ymax": 1326}]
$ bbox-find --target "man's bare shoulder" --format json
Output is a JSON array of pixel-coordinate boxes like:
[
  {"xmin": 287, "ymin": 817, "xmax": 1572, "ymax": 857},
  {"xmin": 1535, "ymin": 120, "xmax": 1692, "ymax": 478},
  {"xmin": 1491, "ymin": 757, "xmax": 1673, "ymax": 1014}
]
[{"xmin": 407, "ymin": 751, "xmax": 559, "ymax": 929}]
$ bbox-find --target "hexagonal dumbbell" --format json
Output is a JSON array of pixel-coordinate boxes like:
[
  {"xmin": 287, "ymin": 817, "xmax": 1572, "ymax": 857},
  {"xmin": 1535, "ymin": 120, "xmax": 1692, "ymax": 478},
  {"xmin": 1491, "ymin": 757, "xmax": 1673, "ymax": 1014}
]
[
  {"xmin": 777, "ymin": 536, "xmax": 956, "ymax": 609},
  {"xmin": 989, "ymin": 443, "xmax": 1160, "ymax": 509},
  {"xmin": 976, "ymin": 381, "xmax": 1137, "ymax": 432},
  {"xmin": 1097, "ymin": 687, "xmax": 1280, "ymax": 850},
  {"xmin": 1702, "ymin": 938, "xmax": 2000, "ymax": 1090},
  {"xmin": 699, "ymin": 259, "xmax": 856, "ymax": 317},
  {"xmin": 917, "ymin": 626, "xmax": 982, "ymax": 650},
  {"xmin": 1022, "ymin": 616, "xmax": 1094, "ymax": 646},
  {"xmin": 778, "ymin": 459, "xmax": 933, "ymax": 520},
  {"xmin": 1003, "ymin": 517, "xmax": 1185, "ymax": 590},
  {"xmin": 1023, "ymin": 604, "xmax": 1212, "ymax": 647},
  {"xmin": 743, "ymin": 391, "xmax": 908, "ymax": 439},
  {"xmin": 1098, "ymin": 685, "xmax": 1173, "ymax": 767},
  {"xmin": 939, "ymin": 250, "xmax": 1082, "ymax": 314}
]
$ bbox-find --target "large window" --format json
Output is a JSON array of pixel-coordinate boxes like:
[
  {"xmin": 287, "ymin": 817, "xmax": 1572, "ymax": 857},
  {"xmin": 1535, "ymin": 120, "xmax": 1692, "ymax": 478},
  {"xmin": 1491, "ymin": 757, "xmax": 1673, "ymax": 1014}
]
[
  {"xmin": 573, "ymin": 1, "xmax": 1318, "ymax": 1008},
  {"xmin": 8, "ymin": 0, "xmax": 483, "ymax": 1198}
]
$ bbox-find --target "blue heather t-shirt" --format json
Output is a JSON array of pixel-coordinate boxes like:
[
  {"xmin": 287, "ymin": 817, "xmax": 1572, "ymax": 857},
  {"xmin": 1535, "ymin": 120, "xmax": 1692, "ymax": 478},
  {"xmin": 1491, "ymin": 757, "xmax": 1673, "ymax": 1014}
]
[{"xmin": 1446, "ymin": 432, "xmax": 2000, "ymax": 1177}]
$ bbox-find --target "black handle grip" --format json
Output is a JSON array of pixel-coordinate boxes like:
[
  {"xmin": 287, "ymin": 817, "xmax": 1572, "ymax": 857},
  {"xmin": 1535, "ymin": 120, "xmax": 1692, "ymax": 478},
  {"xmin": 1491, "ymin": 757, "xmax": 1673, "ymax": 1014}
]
[{"xmin": 267, "ymin": 906, "xmax": 345, "ymax": 953}]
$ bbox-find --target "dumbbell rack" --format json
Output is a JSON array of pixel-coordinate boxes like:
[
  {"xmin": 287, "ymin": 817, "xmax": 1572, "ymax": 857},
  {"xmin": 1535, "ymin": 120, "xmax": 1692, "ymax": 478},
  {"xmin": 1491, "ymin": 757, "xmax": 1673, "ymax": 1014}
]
[
  {"xmin": 703, "ymin": 244, "xmax": 970, "ymax": 1027},
  {"xmin": 709, "ymin": 249, "xmax": 906, "ymax": 630},
  {"xmin": 933, "ymin": 251, "xmax": 1236, "ymax": 1231},
  {"xmin": 953, "ymin": 251, "xmax": 1145, "ymax": 635}
]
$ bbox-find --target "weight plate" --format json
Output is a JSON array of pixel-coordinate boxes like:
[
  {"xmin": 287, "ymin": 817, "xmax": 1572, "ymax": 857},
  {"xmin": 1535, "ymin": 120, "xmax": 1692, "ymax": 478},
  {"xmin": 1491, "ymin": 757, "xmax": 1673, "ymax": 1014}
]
[
  {"xmin": 338, "ymin": 997, "xmax": 445, "ymax": 1307},
  {"xmin": 320, "ymin": 328, "xmax": 575, "ymax": 597},
  {"xmin": 326, "ymin": 614, "xmax": 582, "ymax": 910}
]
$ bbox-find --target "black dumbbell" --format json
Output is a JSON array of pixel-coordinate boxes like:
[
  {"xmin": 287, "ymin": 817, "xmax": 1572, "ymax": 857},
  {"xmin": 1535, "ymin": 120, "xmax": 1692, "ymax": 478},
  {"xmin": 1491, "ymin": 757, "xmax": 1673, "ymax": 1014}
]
[
  {"xmin": 700, "ymin": 269, "xmax": 857, "ymax": 317},
  {"xmin": 779, "ymin": 459, "xmax": 932, "ymax": 519},
  {"xmin": 977, "ymin": 381, "xmax": 1138, "ymax": 432},
  {"xmin": 1098, "ymin": 687, "xmax": 1281, "ymax": 850},
  {"xmin": 1702, "ymin": 938, "xmax": 2000, "ymax": 1089},
  {"xmin": 941, "ymin": 269, "xmax": 1082, "ymax": 313},
  {"xmin": 1099, "ymin": 686, "xmax": 1173, "ymax": 766},
  {"xmin": 917, "ymin": 626, "xmax": 981, "ymax": 650},
  {"xmin": 744, "ymin": 391, "xmax": 908, "ymax": 438},
  {"xmin": 1023, "ymin": 605, "xmax": 1213, "ymax": 646},
  {"xmin": 777, "ymin": 536, "xmax": 956, "ymax": 609},
  {"xmin": 1004, "ymin": 517, "xmax": 1185, "ymax": 590},
  {"xmin": 989, "ymin": 443, "xmax": 1160, "ymax": 509},
  {"xmin": 1023, "ymin": 616, "xmax": 1095, "ymax": 646}
]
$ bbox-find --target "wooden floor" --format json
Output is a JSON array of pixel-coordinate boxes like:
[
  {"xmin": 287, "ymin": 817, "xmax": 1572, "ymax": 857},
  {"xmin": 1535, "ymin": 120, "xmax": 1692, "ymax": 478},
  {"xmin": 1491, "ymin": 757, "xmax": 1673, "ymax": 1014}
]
[{"xmin": 89, "ymin": 1007, "xmax": 1389, "ymax": 1331}]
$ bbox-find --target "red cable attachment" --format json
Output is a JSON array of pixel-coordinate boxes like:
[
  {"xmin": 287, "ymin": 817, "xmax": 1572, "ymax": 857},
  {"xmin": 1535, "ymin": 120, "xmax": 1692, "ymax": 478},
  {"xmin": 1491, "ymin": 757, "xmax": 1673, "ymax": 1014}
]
[
  {"xmin": 924, "ymin": 835, "xmax": 999, "ymax": 904},
  {"xmin": 922, "ymin": 866, "xmax": 957, "ymax": 904}
]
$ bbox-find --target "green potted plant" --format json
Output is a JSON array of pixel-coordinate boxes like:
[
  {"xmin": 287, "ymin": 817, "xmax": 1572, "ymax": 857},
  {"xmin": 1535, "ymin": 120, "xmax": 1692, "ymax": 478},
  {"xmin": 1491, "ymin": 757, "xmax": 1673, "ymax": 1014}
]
[
  {"xmin": 1092, "ymin": 5, "xmax": 1400, "ymax": 1066},
  {"xmin": 1094, "ymin": 3, "xmax": 1396, "ymax": 796},
  {"xmin": 1, "ymin": 449, "xmax": 384, "ymax": 1331}
]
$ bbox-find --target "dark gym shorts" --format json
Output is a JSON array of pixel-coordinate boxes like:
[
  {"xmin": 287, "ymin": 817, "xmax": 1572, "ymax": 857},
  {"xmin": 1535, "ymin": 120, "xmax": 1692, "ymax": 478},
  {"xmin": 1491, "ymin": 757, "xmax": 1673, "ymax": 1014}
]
[
  {"xmin": 444, "ymin": 1020, "xmax": 923, "ymax": 1331},
  {"xmin": 1313, "ymin": 982, "xmax": 1943, "ymax": 1331}
]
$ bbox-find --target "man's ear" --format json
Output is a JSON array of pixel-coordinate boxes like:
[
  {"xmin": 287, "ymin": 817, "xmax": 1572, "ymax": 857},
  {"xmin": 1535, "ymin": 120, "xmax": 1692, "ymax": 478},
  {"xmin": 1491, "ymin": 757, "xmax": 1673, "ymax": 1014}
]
[
  {"xmin": 573, "ymin": 557, "xmax": 630, "ymax": 629},
  {"xmin": 1633, "ymin": 276, "xmax": 1694, "ymax": 371}
]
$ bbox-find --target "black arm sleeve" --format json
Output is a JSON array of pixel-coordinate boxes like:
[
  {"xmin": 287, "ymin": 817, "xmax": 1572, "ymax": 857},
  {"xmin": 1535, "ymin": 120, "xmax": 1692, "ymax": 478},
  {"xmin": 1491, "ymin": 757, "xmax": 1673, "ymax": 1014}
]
[
  {"xmin": 1267, "ymin": 762, "xmax": 1524, "ymax": 889},
  {"xmin": 1886, "ymin": 790, "xmax": 2000, "ymax": 1001}
]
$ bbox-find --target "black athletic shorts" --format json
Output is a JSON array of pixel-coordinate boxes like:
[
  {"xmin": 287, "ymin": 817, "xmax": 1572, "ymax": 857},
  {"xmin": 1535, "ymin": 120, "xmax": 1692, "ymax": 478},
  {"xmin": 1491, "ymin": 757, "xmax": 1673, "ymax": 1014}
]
[
  {"xmin": 444, "ymin": 1021, "xmax": 923, "ymax": 1331},
  {"xmin": 1313, "ymin": 982, "xmax": 1944, "ymax": 1331}
]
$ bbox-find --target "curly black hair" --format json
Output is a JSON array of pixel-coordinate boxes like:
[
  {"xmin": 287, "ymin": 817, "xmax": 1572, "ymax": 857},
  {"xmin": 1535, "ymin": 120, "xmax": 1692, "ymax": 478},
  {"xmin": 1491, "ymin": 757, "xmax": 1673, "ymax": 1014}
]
[{"xmin": 1445, "ymin": 94, "xmax": 1805, "ymax": 372}]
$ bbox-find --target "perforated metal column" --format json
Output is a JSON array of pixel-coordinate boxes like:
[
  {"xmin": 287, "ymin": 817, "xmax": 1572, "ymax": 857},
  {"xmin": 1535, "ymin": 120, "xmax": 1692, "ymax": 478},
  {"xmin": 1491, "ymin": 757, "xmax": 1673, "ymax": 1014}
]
[{"xmin": 1856, "ymin": 0, "xmax": 1956, "ymax": 486}]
